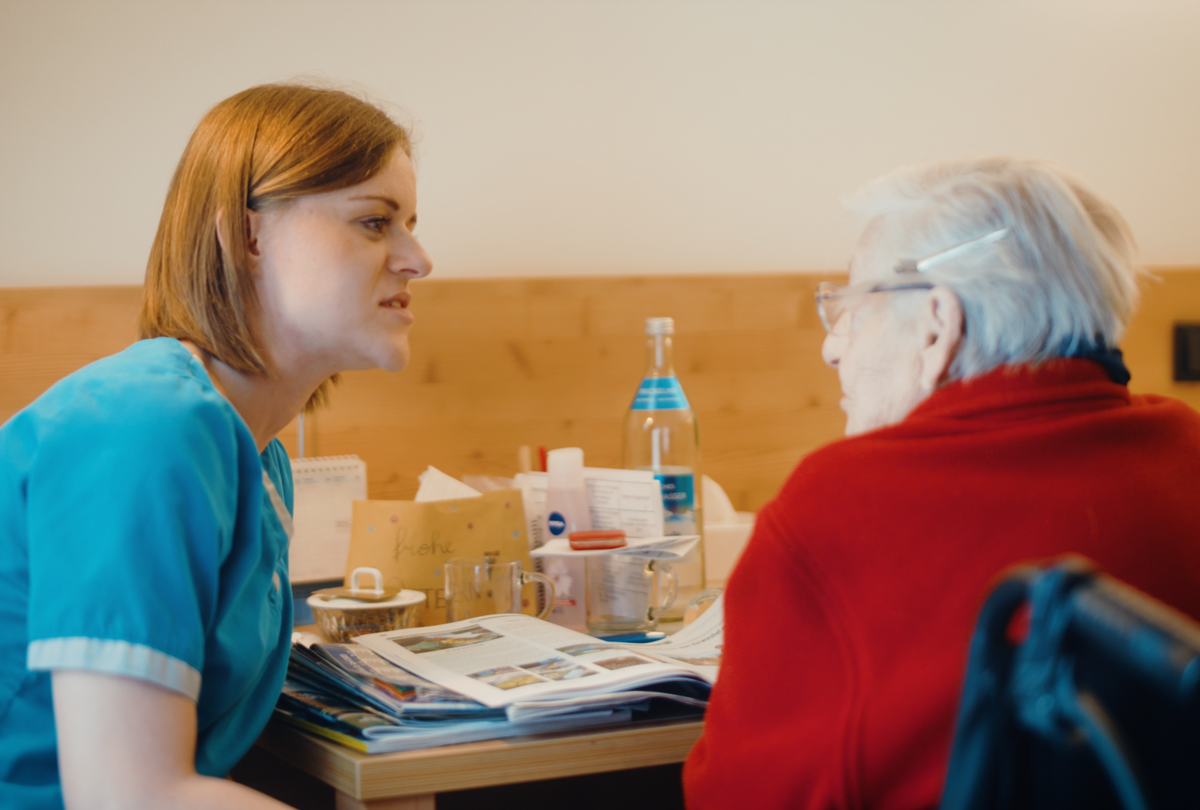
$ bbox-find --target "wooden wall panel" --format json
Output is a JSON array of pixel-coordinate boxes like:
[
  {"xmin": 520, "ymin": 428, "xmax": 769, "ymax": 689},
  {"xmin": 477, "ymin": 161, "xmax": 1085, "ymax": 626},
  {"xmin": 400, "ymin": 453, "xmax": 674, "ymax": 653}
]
[
  {"xmin": 0, "ymin": 286, "xmax": 142, "ymax": 419},
  {"xmin": 4, "ymin": 270, "xmax": 1200, "ymax": 513},
  {"xmin": 1120, "ymin": 269, "xmax": 1200, "ymax": 413},
  {"xmin": 299, "ymin": 275, "xmax": 841, "ymax": 511}
]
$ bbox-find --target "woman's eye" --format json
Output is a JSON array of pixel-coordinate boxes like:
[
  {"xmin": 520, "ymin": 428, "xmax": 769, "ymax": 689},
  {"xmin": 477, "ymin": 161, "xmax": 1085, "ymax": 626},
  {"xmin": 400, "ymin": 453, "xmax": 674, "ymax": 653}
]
[{"xmin": 364, "ymin": 216, "xmax": 390, "ymax": 233}]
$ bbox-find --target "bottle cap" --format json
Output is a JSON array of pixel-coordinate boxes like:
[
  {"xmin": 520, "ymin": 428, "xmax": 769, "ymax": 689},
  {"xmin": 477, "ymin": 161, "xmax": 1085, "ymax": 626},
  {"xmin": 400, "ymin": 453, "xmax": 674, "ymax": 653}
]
[
  {"xmin": 645, "ymin": 317, "xmax": 675, "ymax": 336},
  {"xmin": 546, "ymin": 447, "xmax": 585, "ymax": 488}
]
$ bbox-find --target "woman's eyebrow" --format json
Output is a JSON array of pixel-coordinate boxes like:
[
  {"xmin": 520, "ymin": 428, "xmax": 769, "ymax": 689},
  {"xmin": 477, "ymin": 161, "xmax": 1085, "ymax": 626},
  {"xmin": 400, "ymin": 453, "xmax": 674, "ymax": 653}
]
[{"xmin": 348, "ymin": 194, "xmax": 399, "ymax": 210}]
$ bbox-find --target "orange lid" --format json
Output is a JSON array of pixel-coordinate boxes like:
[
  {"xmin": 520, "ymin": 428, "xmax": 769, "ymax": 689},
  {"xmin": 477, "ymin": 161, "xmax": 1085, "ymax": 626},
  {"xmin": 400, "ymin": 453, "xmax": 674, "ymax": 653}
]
[{"xmin": 568, "ymin": 530, "xmax": 627, "ymax": 541}]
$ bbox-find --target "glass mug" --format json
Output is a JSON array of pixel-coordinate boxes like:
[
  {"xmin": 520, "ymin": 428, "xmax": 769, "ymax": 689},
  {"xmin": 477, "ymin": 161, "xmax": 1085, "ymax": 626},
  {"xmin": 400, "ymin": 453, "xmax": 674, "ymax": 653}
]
[
  {"xmin": 585, "ymin": 556, "xmax": 677, "ymax": 635},
  {"xmin": 443, "ymin": 556, "xmax": 555, "ymax": 622}
]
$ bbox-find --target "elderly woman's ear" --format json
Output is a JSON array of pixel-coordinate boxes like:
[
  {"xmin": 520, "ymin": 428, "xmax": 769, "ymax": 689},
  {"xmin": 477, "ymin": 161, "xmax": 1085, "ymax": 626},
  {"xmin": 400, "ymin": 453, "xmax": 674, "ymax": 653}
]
[{"xmin": 916, "ymin": 286, "xmax": 964, "ymax": 394}]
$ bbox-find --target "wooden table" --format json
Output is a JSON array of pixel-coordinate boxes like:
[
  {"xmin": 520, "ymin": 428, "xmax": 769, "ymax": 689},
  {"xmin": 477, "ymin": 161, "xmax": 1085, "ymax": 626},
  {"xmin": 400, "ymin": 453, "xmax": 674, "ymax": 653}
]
[{"xmin": 242, "ymin": 714, "xmax": 704, "ymax": 810}]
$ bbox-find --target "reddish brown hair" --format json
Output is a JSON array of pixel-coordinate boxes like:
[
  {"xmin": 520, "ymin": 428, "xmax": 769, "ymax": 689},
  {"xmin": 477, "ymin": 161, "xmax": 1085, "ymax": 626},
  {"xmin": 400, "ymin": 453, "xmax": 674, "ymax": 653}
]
[{"xmin": 140, "ymin": 83, "xmax": 411, "ymax": 385}]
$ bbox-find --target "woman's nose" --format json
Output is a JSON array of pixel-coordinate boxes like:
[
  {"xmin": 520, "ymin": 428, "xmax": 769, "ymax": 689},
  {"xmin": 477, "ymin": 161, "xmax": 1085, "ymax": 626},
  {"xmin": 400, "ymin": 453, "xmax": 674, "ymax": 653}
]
[
  {"xmin": 822, "ymin": 332, "xmax": 844, "ymax": 368},
  {"xmin": 390, "ymin": 233, "xmax": 433, "ymax": 279}
]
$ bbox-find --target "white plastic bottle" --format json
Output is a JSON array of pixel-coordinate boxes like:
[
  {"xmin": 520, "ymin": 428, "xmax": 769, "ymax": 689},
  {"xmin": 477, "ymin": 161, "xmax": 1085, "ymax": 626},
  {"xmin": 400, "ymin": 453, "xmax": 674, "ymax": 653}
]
[
  {"xmin": 621, "ymin": 317, "xmax": 705, "ymax": 616},
  {"xmin": 543, "ymin": 447, "xmax": 591, "ymax": 631}
]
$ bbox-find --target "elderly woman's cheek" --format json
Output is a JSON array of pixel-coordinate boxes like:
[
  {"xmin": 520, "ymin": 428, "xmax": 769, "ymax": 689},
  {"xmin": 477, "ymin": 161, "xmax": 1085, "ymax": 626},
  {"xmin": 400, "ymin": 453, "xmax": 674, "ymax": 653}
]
[
  {"xmin": 842, "ymin": 323, "xmax": 926, "ymax": 435},
  {"xmin": 886, "ymin": 341, "xmax": 928, "ymax": 426}
]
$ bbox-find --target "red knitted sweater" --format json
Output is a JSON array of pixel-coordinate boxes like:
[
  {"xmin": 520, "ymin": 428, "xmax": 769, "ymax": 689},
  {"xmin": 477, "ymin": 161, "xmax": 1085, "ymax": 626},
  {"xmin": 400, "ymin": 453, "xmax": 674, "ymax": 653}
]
[{"xmin": 684, "ymin": 360, "xmax": 1200, "ymax": 810}]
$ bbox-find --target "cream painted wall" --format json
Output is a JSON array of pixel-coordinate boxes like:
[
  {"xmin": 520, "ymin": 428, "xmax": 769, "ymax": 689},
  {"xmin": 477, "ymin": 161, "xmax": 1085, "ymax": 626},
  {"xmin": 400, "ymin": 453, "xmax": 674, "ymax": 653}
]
[{"xmin": 0, "ymin": 0, "xmax": 1197, "ymax": 287}]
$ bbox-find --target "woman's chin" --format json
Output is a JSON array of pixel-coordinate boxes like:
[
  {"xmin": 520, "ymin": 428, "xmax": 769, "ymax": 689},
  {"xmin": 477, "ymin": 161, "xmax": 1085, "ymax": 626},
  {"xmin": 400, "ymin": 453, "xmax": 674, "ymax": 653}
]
[
  {"xmin": 377, "ymin": 344, "xmax": 411, "ymax": 373},
  {"xmin": 844, "ymin": 408, "xmax": 883, "ymax": 437}
]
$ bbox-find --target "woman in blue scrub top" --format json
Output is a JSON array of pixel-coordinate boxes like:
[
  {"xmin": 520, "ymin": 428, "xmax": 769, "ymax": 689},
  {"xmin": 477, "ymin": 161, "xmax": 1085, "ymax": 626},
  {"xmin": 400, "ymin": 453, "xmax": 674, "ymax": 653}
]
[{"xmin": 0, "ymin": 84, "xmax": 433, "ymax": 809}]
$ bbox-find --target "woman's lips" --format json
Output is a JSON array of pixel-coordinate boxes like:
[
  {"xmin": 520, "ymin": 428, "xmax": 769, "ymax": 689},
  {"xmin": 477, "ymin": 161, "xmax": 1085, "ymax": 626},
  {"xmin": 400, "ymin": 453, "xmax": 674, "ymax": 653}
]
[{"xmin": 381, "ymin": 292, "xmax": 414, "ymax": 321}]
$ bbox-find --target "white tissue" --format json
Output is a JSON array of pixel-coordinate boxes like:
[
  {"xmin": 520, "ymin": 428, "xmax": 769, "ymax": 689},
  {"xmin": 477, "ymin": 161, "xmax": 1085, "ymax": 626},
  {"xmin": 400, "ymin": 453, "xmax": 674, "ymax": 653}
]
[
  {"xmin": 461, "ymin": 474, "xmax": 517, "ymax": 492},
  {"xmin": 415, "ymin": 466, "xmax": 484, "ymax": 502},
  {"xmin": 702, "ymin": 475, "xmax": 738, "ymax": 524}
]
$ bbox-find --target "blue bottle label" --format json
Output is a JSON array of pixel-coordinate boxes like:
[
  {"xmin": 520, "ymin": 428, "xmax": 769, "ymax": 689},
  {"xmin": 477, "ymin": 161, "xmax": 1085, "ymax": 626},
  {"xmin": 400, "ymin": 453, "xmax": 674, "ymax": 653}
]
[
  {"xmin": 630, "ymin": 377, "xmax": 690, "ymax": 411},
  {"xmin": 547, "ymin": 511, "xmax": 568, "ymax": 536},
  {"xmin": 656, "ymin": 473, "xmax": 697, "ymax": 536}
]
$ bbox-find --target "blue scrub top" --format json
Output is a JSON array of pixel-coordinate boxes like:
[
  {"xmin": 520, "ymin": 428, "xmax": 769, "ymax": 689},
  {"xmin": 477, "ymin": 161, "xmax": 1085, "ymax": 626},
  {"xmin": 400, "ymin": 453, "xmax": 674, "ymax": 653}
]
[{"xmin": 0, "ymin": 338, "xmax": 294, "ymax": 809}]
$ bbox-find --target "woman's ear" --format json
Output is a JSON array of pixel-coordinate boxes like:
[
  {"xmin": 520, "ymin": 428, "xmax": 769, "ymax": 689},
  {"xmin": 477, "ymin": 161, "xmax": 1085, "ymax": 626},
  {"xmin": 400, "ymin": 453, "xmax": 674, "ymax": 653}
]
[
  {"xmin": 214, "ymin": 207, "xmax": 229, "ymax": 253},
  {"xmin": 244, "ymin": 208, "xmax": 263, "ymax": 257},
  {"xmin": 214, "ymin": 207, "xmax": 263, "ymax": 261},
  {"xmin": 916, "ymin": 286, "xmax": 964, "ymax": 393}
]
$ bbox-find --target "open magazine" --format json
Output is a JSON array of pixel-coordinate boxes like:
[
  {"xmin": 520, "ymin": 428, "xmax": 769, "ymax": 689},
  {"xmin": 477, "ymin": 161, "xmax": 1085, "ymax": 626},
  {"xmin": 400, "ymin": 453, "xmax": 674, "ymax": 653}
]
[
  {"xmin": 352, "ymin": 597, "xmax": 722, "ymax": 721},
  {"xmin": 275, "ymin": 596, "xmax": 723, "ymax": 752}
]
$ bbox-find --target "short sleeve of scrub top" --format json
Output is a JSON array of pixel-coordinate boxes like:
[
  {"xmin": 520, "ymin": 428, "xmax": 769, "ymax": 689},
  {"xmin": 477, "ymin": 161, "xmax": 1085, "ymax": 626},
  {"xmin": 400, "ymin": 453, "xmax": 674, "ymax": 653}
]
[{"xmin": 0, "ymin": 338, "xmax": 293, "ymax": 804}]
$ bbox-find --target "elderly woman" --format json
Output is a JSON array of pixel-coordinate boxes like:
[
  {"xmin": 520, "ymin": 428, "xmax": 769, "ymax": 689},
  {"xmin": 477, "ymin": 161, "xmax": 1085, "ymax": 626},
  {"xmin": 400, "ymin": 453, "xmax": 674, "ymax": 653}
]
[{"xmin": 683, "ymin": 157, "xmax": 1200, "ymax": 809}]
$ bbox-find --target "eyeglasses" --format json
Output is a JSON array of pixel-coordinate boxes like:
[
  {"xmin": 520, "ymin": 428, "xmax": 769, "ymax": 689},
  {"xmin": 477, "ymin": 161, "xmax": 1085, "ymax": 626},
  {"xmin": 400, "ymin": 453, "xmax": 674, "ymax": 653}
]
[
  {"xmin": 816, "ymin": 227, "xmax": 1012, "ymax": 335},
  {"xmin": 815, "ymin": 280, "xmax": 934, "ymax": 336}
]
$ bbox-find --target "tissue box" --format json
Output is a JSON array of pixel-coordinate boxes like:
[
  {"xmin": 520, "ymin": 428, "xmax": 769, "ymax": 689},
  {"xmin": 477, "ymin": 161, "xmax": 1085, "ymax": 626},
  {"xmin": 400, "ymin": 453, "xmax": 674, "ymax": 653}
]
[
  {"xmin": 704, "ymin": 512, "xmax": 755, "ymax": 584},
  {"xmin": 700, "ymin": 475, "xmax": 756, "ymax": 584}
]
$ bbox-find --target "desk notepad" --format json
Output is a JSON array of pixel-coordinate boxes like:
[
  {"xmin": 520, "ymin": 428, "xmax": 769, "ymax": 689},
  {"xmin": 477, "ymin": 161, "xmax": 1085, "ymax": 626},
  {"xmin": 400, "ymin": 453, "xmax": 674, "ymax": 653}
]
[{"xmin": 289, "ymin": 455, "xmax": 367, "ymax": 583}]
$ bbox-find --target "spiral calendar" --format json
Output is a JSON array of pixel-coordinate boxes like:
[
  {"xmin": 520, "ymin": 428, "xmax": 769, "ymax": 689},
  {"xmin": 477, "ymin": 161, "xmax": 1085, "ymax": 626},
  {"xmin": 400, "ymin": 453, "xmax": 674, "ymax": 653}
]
[{"xmin": 288, "ymin": 455, "xmax": 367, "ymax": 583}]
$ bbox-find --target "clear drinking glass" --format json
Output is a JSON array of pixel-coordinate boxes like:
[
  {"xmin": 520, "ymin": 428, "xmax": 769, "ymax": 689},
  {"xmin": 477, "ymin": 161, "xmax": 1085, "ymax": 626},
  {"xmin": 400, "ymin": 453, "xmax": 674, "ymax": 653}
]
[
  {"xmin": 585, "ymin": 556, "xmax": 677, "ymax": 635},
  {"xmin": 443, "ymin": 556, "xmax": 555, "ymax": 622}
]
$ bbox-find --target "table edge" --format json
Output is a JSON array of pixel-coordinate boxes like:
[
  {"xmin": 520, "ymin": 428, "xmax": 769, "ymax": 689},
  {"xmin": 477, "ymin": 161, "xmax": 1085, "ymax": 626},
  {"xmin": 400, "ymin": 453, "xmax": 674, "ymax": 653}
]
[{"xmin": 257, "ymin": 715, "xmax": 704, "ymax": 800}]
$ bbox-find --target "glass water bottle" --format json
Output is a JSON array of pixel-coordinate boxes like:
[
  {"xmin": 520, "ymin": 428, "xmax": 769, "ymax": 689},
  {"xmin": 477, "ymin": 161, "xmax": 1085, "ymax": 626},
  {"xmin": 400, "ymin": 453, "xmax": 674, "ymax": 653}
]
[{"xmin": 622, "ymin": 317, "xmax": 705, "ymax": 616}]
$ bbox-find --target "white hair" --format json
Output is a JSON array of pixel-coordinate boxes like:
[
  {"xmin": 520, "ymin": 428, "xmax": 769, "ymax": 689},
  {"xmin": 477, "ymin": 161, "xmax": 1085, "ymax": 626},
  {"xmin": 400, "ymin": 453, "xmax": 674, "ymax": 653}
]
[{"xmin": 846, "ymin": 157, "xmax": 1142, "ymax": 381}]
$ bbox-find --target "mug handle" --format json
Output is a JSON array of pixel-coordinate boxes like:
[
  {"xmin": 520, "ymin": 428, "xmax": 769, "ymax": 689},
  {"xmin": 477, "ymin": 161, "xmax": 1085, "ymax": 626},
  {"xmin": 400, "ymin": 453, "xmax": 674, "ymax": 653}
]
[
  {"xmin": 683, "ymin": 588, "xmax": 723, "ymax": 626},
  {"xmin": 521, "ymin": 571, "xmax": 557, "ymax": 621},
  {"xmin": 647, "ymin": 560, "xmax": 677, "ymax": 623}
]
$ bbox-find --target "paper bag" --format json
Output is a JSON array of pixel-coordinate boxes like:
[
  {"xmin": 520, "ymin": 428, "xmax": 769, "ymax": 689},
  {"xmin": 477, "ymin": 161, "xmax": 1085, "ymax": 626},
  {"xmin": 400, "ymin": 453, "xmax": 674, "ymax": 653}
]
[{"xmin": 346, "ymin": 489, "xmax": 532, "ymax": 626}]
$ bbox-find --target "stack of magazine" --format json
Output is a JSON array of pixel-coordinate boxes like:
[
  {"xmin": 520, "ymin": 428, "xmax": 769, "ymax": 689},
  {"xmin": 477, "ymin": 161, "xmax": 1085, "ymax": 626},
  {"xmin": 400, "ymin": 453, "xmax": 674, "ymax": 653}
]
[{"xmin": 276, "ymin": 597, "xmax": 723, "ymax": 753}]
